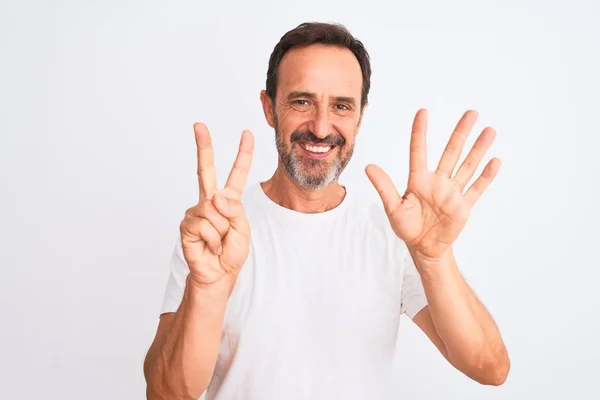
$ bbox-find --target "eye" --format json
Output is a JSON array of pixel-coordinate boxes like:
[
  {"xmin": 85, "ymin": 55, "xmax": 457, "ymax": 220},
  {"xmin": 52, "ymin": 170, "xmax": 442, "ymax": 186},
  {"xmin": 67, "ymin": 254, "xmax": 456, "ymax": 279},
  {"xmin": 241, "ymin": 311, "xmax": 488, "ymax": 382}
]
[
  {"xmin": 335, "ymin": 103, "xmax": 351, "ymax": 111},
  {"xmin": 290, "ymin": 99, "xmax": 311, "ymax": 111}
]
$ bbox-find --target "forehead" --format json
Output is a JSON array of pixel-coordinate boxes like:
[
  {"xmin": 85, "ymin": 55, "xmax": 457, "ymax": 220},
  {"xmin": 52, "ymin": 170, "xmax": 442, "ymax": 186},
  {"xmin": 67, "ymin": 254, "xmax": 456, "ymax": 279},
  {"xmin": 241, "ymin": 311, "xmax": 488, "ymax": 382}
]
[{"xmin": 277, "ymin": 44, "xmax": 363, "ymax": 99}]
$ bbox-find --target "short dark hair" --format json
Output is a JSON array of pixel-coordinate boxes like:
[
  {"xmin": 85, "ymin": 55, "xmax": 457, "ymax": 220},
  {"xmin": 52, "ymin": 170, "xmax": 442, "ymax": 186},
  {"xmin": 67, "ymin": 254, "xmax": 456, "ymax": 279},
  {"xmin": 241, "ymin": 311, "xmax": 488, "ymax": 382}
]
[{"xmin": 265, "ymin": 22, "xmax": 372, "ymax": 108}]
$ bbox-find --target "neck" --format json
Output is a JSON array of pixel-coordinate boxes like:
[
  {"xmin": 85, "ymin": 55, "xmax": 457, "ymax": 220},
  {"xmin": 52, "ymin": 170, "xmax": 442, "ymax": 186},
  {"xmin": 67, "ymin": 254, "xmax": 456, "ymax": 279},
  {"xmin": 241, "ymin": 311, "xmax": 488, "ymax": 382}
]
[{"xmin": 261, "ymin": 164, "xmax": 346, "ymax": 214}]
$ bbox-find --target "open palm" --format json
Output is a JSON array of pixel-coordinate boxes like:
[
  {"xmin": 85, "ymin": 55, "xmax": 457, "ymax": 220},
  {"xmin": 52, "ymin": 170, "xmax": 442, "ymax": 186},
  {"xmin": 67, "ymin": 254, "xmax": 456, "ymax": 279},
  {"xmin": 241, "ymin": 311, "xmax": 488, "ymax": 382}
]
[{"xmin": 366, "ymin": 109, "xmax": 501, "ymax": 259}]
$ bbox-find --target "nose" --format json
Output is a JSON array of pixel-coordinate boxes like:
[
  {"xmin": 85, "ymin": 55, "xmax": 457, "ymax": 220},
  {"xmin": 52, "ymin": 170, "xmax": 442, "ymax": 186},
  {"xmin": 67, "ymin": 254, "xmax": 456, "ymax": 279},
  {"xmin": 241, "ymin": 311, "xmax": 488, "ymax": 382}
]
[{"xmin": 308, "ymin": 108, "xmax": 331, "ymax": 139}]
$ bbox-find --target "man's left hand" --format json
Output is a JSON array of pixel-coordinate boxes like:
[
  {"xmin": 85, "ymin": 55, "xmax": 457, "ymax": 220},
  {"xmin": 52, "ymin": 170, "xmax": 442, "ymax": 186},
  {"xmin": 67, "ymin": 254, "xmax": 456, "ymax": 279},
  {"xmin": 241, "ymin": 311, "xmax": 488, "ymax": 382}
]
[{"xmin": 366, "ymin": 109, "xmax": 501, "ymax": 261}]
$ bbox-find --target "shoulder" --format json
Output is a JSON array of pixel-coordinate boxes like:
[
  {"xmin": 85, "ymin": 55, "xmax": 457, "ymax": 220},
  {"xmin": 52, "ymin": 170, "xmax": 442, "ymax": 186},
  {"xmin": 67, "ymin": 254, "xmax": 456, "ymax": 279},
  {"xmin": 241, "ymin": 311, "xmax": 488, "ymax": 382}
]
[{"xmin": 239, "ymin": 181, "xmax": 263, "ymax": 214}]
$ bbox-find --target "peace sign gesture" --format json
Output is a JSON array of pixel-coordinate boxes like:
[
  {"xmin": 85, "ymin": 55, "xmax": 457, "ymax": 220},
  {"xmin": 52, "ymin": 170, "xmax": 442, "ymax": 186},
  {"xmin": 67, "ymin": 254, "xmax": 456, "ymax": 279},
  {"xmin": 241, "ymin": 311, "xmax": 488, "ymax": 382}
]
[
  {"xmin": 180, "ymin": 123, "xmax": 255, "ymax": 288},
  {"xmin": 366, "ymin": 109, "xmax": 501, "ymax": 260}
]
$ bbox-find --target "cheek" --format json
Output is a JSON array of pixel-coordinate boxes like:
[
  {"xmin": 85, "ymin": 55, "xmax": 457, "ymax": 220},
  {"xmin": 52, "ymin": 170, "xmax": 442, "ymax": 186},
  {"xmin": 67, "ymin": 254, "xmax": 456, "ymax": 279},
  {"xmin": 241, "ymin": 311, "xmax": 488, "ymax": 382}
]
[
  {"xmin": 277, "ymin": 114, "xmax": 305, "ymax": 139},
  {"xmin": 339, "ymin": 123, "xmax": 358, "ymax": 145}
]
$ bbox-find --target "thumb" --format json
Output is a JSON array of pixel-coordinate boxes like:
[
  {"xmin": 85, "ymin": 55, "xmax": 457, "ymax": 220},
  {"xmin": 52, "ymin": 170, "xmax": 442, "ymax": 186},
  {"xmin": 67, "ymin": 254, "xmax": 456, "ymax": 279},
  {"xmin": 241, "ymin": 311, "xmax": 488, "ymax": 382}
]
[
  {"xmin": 365, "ymin": 164, "xmax": 401, "ymax": 215},
  {"xmin": 212, "ymin": 194, "xmax": 249, "ymax": 234}
]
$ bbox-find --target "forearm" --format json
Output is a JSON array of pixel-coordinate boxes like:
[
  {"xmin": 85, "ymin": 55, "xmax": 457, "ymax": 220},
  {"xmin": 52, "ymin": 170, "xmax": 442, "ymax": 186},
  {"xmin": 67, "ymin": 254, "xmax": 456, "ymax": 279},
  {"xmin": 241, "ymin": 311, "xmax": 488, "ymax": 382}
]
[
  {"xmin": 145, "ymin": 275, "xmax": 232, "ymax": 399},
  {"xmin": 411, "ymin": 248, "xmax": 509, "ymax": 383}
]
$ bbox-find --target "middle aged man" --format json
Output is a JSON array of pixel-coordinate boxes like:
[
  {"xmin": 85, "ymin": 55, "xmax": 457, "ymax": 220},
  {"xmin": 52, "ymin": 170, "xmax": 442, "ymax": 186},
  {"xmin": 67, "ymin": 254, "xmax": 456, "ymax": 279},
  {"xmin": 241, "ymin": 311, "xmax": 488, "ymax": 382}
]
[{"xmin": 144, "ymin": 22, "xmax": 510, "ymax": 400}]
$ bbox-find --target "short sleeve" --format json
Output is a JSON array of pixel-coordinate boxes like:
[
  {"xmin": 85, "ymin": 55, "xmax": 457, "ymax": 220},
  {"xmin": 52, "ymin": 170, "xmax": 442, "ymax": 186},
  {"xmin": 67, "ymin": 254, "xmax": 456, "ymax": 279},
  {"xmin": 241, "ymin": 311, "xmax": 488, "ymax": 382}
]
[
  {"xmin": 400, "ymin": 249, "xmax": 428, "ymax": 319},
  {"xmin": 160, "ymin": 233, "xmax": 190, "ymax": 315}
]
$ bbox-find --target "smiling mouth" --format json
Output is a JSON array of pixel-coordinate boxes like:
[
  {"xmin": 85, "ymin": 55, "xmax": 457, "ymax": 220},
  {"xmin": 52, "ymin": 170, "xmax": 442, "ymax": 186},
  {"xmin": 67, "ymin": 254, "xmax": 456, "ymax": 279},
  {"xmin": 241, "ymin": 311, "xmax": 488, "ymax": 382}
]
[
  {"xmin": 303, "ymin": 143, "xmax": 332, "ymax": 152},
  {"xmin": 298, "ymin": 142, "xmax": 335, "ymax": 159}
]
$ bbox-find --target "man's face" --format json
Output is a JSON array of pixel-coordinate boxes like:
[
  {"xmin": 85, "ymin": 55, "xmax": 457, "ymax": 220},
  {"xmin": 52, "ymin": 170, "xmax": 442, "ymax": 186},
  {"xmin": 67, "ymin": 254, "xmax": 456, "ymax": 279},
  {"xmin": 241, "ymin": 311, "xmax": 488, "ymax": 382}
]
[{"xmin": 262, "ymin": 44, "xmax": 365, "ymax": 190}]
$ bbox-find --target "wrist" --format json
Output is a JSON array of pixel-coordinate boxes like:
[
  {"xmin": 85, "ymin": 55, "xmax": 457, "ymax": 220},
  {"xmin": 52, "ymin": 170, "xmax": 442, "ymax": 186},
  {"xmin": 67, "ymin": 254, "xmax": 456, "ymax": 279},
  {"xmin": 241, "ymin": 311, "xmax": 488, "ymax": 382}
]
[
  {"xmin": 408, "ymin": 246, "xmax": 455, "ymax": 275},
  {"xmin": 186, "ymin": 273, "xmax": 237, "ymax": 302}
]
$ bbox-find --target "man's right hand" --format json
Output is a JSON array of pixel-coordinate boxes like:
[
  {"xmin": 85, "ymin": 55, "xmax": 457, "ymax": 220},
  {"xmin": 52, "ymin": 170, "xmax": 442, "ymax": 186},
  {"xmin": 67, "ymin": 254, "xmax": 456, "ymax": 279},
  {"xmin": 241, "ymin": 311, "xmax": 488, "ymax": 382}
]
[{"xmin": 180, "ymin": 122, "xmax": 255, "ymax": 289}]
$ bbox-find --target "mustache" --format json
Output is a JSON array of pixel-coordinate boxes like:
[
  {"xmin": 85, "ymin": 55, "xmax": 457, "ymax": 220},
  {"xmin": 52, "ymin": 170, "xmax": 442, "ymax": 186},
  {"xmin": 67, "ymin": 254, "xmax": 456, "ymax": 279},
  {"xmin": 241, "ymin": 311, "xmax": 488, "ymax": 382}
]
[{"xmin": 290, "ymin": 130, "xmax": 345, "ymax": 147}]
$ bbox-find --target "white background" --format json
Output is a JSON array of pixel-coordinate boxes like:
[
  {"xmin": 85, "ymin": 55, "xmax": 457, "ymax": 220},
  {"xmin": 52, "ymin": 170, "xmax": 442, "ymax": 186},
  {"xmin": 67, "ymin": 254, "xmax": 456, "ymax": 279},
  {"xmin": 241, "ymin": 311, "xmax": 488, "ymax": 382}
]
[{"xmin": 1, "ymin": 0, "xmax": 599, "ymax": 399}]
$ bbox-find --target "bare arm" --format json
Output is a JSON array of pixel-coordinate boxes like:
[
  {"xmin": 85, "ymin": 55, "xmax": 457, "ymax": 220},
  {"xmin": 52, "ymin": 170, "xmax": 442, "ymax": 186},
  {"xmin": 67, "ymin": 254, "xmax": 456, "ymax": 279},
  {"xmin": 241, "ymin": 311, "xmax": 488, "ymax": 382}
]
[
  {"xmin": 144, "ymin": 276, "xmax": 232, "ymax": 399},
  {"xmin": 366, "ymin": 109, "xmax": 510, "ymax": 385},
  {"xmin": 144, "ymin": 123, "xmax": 254, "ymax": 399},
  {"xmin": 411, "ymin": 249, "xmax": 510, "ymax": 386}
]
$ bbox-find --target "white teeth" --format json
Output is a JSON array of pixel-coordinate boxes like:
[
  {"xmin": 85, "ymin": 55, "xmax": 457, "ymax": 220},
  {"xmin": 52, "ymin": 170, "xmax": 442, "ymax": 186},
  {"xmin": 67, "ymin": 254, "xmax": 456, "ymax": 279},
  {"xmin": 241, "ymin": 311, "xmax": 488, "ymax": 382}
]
[{"xmin": 303, "ymin": 144, "xmax": 332, "ymax": 153}]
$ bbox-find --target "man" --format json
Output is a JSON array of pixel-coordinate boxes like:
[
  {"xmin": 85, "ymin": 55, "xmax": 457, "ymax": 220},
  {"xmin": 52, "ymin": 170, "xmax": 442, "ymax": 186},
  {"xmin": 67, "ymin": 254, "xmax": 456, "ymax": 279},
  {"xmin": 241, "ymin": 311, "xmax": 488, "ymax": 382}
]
[{"xmin": 144, "ymin": 22, "xmax": 510, "ymax": 400}]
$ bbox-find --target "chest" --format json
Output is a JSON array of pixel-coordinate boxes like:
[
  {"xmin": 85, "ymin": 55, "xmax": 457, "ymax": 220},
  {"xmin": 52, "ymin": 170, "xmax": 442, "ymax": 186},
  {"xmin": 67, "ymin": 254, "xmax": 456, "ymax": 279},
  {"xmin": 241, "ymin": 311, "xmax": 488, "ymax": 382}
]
[{"xmin": 221, "ymin": 224, "xmax": 406, "ymax": 355}]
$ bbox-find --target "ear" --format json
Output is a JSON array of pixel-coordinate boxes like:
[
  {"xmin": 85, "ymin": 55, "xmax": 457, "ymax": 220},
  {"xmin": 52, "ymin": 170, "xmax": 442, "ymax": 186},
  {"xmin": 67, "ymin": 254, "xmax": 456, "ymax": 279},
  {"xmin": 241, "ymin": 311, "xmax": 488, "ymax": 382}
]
[{"xmin": 260, "ymin": 90, "xmax": 276, "ymax": 128}]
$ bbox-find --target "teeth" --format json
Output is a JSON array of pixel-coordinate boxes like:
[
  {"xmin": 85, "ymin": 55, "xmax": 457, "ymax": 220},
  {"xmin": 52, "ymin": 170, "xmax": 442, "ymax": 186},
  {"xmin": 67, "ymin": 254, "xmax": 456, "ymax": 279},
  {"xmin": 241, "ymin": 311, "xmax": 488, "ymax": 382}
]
[{"xmin": 303, "ymin": 144, "xmax": 332, "ymax": 153}]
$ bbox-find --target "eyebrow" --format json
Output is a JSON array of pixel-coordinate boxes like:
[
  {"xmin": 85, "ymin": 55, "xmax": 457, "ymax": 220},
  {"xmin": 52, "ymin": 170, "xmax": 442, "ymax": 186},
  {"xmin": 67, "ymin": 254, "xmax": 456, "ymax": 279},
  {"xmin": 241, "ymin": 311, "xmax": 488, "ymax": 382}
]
[{"xmin": 287, "ymin": 91, "xmax": 357, "ymax": 106}]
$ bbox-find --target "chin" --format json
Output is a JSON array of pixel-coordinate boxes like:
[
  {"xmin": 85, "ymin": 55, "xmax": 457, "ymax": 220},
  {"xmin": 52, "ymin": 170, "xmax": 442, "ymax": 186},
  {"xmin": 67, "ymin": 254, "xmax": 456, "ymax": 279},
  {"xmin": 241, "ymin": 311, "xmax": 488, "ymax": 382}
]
[{"xmin": 292, "ymin": 168, "xmax": 341, "ymax": 190}]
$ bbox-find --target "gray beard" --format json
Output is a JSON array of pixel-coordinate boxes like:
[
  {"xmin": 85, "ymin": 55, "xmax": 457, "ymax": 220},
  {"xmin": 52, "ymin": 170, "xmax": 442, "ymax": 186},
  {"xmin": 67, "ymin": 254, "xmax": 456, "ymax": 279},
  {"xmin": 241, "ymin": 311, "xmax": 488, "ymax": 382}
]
[{"xmin": 274, "ymin": 126, "xmax": 353, "ymax": 190}]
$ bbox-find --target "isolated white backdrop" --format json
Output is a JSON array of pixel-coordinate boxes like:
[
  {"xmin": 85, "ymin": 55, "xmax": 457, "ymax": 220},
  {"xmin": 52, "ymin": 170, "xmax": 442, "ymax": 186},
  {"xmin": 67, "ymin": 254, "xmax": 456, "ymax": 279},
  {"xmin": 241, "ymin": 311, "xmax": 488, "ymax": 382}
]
[{"xmin": 1, "ymin": 0, "xmax": 599, "ymax": 399}]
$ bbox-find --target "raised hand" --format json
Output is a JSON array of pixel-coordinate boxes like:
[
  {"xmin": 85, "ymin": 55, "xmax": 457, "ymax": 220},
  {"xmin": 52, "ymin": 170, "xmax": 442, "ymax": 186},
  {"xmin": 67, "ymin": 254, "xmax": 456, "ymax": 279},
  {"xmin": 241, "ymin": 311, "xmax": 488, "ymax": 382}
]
[
  {"xmin": 366, "ymin": 109, "xmax": 501, "ymax": 260},
  {"xmin": 180, "ymin": 123, "xmax": 255, "ymax": 288}
]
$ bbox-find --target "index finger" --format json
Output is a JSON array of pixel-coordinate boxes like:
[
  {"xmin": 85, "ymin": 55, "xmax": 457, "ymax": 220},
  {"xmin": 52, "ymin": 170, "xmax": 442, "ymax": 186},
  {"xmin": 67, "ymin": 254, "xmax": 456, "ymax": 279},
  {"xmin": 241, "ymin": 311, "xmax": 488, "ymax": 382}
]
[
  {"xmin": 409, "ymin": 109, "xmax": 428, "ymax": 172},
  {"xmin": 225, "ymin": 130, "xmax": 255, "ymax": 198},
  {"xmin": 194, "ymin": 122, "xmax": 218, "ymax": 201}
]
